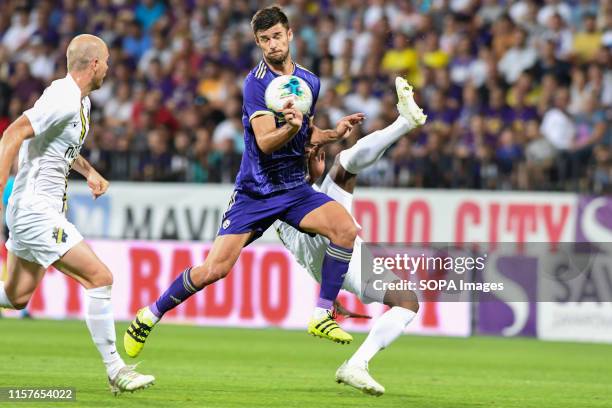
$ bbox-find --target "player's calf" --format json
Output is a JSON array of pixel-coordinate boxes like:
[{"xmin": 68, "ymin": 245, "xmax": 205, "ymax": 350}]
[{"xmin": 3, "ymin": 290, "xmax": 29, "ymax": 310}]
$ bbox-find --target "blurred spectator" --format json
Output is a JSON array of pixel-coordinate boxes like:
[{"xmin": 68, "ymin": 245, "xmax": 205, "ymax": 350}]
[
  {"xmin": 139, "ymin": 33, "xmax": 173, "ymax": 73},
  {"xmin": 2, "ymin": 7, "xmax": 36, "ymax": 53},
  {"xmin": 381, "ymin": 33, "xmax": 418, "ymax": 85},
  {"xmin": 537, "ymin": 0, "xmax": 572, "ymax": 26},
  {"xmin": 543, "ymin": 13, "xmax": 573, "ymax": 60},
  {"xmin": 497, "ymin": 29, "xmax": 537, "ymax": 84},
  {"xmin": 135, "ymin": 0, "xmax": 166, "ymax": 32},
  {"xmin": 572, "ymin": 13, "xmax": 603, "ymax": 63},
  {"xmin": 105, "ymin": 81, "xmax": 134, "ymax": 128},
  {"xmin": 122, "ymin": 20, "xmax": 151, "ymax": 61},
  {"xmin": 10, "ymin": 61, "xmax": 44, "ymax": 105},
  {"xmin": 212, "ymin": 98, "xmax": 244, "ymax": 154},
  {"xmin": 571, "ymin": 92, "xmax": 607, "ymax": 181},
  {"xmin": 344, "ymin": 78, "xmax": 381, "ymax": 131},
  {"xmin": 541, "ymin": 87, "xmax": 575, "ymax": 151}
]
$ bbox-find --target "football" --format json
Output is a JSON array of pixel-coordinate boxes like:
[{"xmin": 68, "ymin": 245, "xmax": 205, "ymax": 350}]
[{"xmin": 264, "ymin": 75, "xmax": 313, "ymax": 115}]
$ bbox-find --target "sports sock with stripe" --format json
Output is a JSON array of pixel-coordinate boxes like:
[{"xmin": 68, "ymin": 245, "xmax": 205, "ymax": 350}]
[
  {"xmin": 85, "ymin": 285, "xmax": 125, "ymax": 380},
  {"xmin": 149, "ymin": 267, "xmax": 200, "ymax": 320},
  {"xmin": 314, "ymin": 243, "xmax": 352, "ymax": 319}
]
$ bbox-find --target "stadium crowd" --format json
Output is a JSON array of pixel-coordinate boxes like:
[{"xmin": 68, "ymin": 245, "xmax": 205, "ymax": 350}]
[{"xmin": 0, "ymin": 0, "xmax": 610, "ymax": 191}]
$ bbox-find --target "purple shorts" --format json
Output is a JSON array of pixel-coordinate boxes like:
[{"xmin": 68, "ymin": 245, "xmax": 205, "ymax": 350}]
[{"xmin": 218, "ymin": 183, "xmax": 333, "ymax": 243}]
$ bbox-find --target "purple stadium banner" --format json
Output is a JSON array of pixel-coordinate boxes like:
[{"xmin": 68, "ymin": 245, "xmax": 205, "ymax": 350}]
[{"xmin": 477, "ymin": 255, "xmax": 538, "ymax": 337}]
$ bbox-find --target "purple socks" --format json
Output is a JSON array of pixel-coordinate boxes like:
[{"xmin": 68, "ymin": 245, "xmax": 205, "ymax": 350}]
[
  {"xmin": 150, "ymin": 267, "xmax": 200, "ymax": 318},
  {"xmin": 318, "ymin": 243, "xmax": 352, "ymax": 309}
]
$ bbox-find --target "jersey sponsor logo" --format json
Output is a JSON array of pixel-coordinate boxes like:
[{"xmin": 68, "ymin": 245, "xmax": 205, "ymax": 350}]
[{"xmin": 64, "ymin": 145, "xmax": 81, "ymax": 161}]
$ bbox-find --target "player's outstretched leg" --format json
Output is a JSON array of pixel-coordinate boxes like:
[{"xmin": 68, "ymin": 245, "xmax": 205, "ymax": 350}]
[
  {"xmin": 124, "ymin": 233, "xmax": 251, "ymax": 358},
  {"xmin": 337, "ymin": 77, "xmax": 426, "ymax": 176},
  {"xmin": 54, "ymin": 242, "xmax": 155, "ymax": 394},
  {"xmin": 336, "ymin": 285, "xmax": 418, "ymax": 396}
]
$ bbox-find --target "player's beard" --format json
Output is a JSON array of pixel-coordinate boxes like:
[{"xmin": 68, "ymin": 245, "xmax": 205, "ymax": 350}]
[{"xmin": 266, "ymin": 48, "xmax": 289, "ymax": 66}]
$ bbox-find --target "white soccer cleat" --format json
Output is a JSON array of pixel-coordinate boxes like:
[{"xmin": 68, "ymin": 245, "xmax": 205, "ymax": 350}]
[
  {"xmin": 395, "ymin": 76, "xmax": 427, "ymax": 127},
  {"xmin": 108, "ymin": 364, "xmax": 155, "ymax": 396},
  {"xmin": 335, "ymin": 361, "xmax": 385, "ymax": 396}
]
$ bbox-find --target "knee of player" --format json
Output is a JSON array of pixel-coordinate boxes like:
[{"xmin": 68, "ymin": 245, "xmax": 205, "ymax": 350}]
[
  {"xmin": 90, "ymin": 267, "xmax": 113, "ymax": 288},
  {"xmin": 332, "ymin": 221, "xmax": 358, "ymax": 248},
  {"xmin": 11, "ymin": 294, "xmax": 31, "ymax": 310},
  {"xmin": 386, "ymin": 289, "xmax": 419, "ymax": 313},
  {"xmin": 206, "ymin": 262, "xmax": 232, "ymax": 283}
]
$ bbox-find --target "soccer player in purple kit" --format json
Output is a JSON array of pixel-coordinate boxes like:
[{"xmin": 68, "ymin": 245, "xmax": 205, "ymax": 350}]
[{"xmin": 124, "ymin": 6, "xmax": 365, "ymax": 358}]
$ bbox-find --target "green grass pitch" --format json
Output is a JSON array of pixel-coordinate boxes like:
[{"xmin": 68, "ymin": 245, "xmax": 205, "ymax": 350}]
[{"xmin": 0, "ymin": 318, "xmax": 610, "ymax": 408}]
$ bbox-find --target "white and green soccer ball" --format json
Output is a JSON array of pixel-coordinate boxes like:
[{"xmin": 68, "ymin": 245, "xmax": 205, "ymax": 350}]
[{"xmin": 265, "ymin": 75, "xmax": 313, "ymax": 115}]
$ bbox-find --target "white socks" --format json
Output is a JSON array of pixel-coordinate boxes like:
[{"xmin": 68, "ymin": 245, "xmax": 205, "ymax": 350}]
[
  {"xmin": 339, "ymin": 117, "xmax": 413, "ymax": 175},
  {"xmin": 143, "ymin": 305, "xmax": 160, "ymax": 324},
  {"xmin": 84, "ymin": 285, "xmax": 125, "ymax": 379},
  {"xmin": 0, "ymin": 281, "xmax": 15, "ymax": 308},
  {"xmin": 313, "ymin": 307, "xmax": 331, "ymax": 320},
  {"xmin": 348, "ymin": 306, "xmax": 416, "ymax": 368}
]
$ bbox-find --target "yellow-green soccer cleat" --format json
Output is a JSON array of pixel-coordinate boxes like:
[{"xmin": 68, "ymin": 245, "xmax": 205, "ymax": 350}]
[
  {"xmin": 308, "ymin": 311, "xmax": 353, "ymax": 344},
  {"xmin": 124, "ymin": 307, "xmax": 156, "ymax": 358}
]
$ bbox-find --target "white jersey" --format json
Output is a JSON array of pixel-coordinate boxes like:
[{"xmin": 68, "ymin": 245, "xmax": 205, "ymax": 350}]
[{"xmin": 9, "ymin": 74, "xmax": 91, "ymax": 214}]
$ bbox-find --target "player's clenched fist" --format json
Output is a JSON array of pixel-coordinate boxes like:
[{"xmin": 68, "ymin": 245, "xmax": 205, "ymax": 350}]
[{"xmin": 87, "ymin": 172, "xmax": 109, "ymax": 199}]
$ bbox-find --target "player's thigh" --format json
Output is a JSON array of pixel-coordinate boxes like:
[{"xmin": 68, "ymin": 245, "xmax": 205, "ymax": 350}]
[
  {"xmin": 4, "ymin": 251, "xmax": 46, "ymax": 307},
  {"xmin": 192, "ymin": 232, "xmax": 254, "ymax": 285},
  {"xmin": 53, "ymin": 240, "xmax": 112, "ymax": 289},
  {"xmin": 298, "ymin": 201, "xmax": 357, "ymax": 243}
]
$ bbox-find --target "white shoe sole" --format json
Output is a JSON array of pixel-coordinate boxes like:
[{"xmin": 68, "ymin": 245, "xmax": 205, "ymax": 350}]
[{"xmin": 335, "ymin": 367, "xmax": 385, "ymax": 397}]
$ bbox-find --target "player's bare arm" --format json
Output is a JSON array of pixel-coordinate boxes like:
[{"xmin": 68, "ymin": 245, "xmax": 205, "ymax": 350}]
[
  {"xmin": 0, "ymin": 115, "xmax": 34, "ymax": 211},
  {"xmin": 309, "ymin": 113, "xmax": 366, "ymax": 146},
  {"xmin": 305, "ymin": 144, "xmax": 325, "ymax": 184},
  {"xmin": 251, "ymin": 101, "xmax": 303, "ymax": 154},
  {"xmin": 72, "ymin": 155, "xmax": 109, "ymax": 199}
]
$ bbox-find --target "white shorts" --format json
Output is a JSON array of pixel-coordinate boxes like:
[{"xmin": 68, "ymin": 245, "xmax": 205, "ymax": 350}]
[
  {"xmin": 5, "ymin": 202, "xmax": 83, "ymax": 268},
  {"xmin": 274, "ymin": 175, "xmax": 398, "ymax": 304}
]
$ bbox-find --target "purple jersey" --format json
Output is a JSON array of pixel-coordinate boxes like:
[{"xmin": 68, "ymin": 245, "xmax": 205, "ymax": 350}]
[{"xmin": 235, "ymin": 61, "xmax": 320, "ymax": 195}]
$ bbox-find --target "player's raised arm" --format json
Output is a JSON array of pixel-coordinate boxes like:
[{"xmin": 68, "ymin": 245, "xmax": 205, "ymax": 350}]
[
  {"xmin": 0, "ymin": 115, "xmax": 34, "ymax": 209},
  {"xmin": 309, "ymin": 112, "xmax": 366, "ymax": 146}
]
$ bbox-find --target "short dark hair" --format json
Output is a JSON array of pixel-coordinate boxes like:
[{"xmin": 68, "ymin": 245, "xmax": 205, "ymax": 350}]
[{"xmin": 251, "ymin": 6, "xmax": 289, "ymax": 34}]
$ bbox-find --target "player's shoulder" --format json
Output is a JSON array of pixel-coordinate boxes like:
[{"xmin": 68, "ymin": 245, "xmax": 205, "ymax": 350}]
[
  {"xmin": 246, "ymin": 61, "xmax": 269, "ymax": 83},
  {"xmin": 41, "ymin": 76, "xmax": 82, "ymax": 112},
  {"xmin": 294, "ymin": 63, "xmax": 319, "ymax": 88}
]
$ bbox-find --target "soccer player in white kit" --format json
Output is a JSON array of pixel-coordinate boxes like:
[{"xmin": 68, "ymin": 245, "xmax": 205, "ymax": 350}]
[
  {"xmin": 0, "ymin": 34, "xmax": 155, "ymax": 395},
  {"xmin": 274, "ymin": 78, "xmax": 426, "ymax": 396}
]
